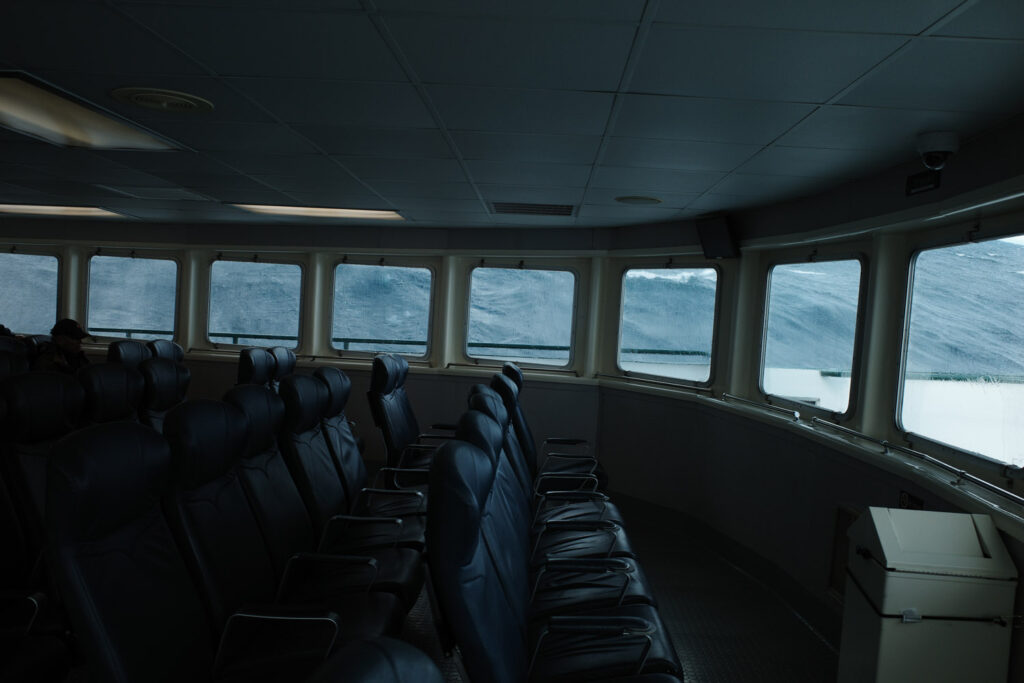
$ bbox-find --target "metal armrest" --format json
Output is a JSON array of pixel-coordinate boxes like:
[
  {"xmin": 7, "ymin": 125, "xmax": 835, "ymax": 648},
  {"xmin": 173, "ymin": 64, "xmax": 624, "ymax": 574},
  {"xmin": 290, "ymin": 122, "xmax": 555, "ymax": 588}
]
[
  {"xmin": 417, "ymin": 433, "xmax": 455, "ymax": 442},
  {"xmin": 537, "ymin": 490, "xmax": 609, "ymax": 503},
  {"xmin": 398, "ymin": 444, "xmax": 436, "ymax": 470},
  {"xmin": 372, "ymin": 466, "xmax": 429, "ymax": 488},
  {"xmin": 318, "ymin": 514, "xmax": 403, "ymax": 551},
  {"xmin": 534, "ymin": 472, "xmax": 599, "ymax": 495},
  {"xmin": 278, "ymin": 553, "xmax": 379, "ymax": 602},
  {"xmin": 358, "ymin": 487, "xmax": 426, "ymax": 513},
  {"xmin": 214, "ymin": 606, "xmax": 340, "ymax": 682},
  {"xmin": 0, "ymin": 591, "xmax": 44, "ymax": 637},
  {"xmin": 532, "ymin": 519, "xmax": 620, "ymax": 562},
  {"xmin": 545, "ymin": 438, "xmax": 588, "ymax": 446},
  {"xmin": 528, "ymin": 615, "xmax": 654, "ymax": 679},
  {"xmin": 531, "ymin": 558, "xmax": 635, "ymax": 604}
]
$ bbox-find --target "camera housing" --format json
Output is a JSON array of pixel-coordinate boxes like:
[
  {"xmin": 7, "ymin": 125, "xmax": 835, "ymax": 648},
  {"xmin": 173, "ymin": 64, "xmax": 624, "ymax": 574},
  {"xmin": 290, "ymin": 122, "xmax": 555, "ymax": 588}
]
[{"xmin": 916, "ymin": 131, "xmax": 959, "ymax": 171}]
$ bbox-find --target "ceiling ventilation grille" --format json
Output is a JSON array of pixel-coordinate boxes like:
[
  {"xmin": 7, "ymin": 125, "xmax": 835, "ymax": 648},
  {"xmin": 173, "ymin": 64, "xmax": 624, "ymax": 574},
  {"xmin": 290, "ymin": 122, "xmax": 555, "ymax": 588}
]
[{"xmin": 492, "ymin": 202, "xmax": 574, "ymax": 216}]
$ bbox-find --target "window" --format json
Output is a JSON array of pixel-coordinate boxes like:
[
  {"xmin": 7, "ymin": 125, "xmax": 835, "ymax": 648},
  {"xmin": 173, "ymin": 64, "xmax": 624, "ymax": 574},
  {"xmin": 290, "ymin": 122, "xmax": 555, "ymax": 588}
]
[
  {"xmin": 618, "ymin": 267, "xmax": 717, "ymax": 382},
  {"xmin": 762, "ymin": 259, "xmax": 862, "ymax": 413},
  {"xmin": 331, "ymin": 263, "xmax": 432, "ymax": 355},
  {"xmin": 901, "ymin": 236, "xmax": 1024, "ymax": 467},
  {"xmin": 87, "ymin": 255, "xmax": 177, "ymax": 340},
  {"xmin": 0, "ymin": 252, "xmax": 58, "ymax": 334},
  {"xmin": 467, "ymin": 267, "xmax": 575, "ymax": 366},
  {"xmin": 208, "ymin": 260, "xmax": 301, "ymax": 348}
]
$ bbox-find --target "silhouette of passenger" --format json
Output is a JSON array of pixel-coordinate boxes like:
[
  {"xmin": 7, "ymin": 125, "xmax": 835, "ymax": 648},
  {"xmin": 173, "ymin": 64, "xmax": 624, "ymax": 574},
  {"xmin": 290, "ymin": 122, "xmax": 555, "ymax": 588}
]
[{"xmin": 33, "ymin": 318, "xmax": 91, "ymax": 374}]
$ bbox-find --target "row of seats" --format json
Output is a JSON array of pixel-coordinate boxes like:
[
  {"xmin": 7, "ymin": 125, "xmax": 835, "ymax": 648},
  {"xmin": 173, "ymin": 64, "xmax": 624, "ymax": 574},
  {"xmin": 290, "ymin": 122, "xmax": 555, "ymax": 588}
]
[
  {"xmin": 1, "ymin": 356, "xmax": 443, "ymax": 681},
  {"xmin": 238, "ymin": 345, "xmax": 297, "ymax": 391},
  {"xmin": 426, "ymin": 371, "xmax": 684, "ymax": 682}
]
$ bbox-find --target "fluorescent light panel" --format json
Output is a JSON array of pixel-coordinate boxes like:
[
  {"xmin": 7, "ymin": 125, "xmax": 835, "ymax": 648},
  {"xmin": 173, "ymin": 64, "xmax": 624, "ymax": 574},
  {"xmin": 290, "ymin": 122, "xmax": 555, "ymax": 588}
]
[
  {"xmin": 0, "ymin": 76, "xmax": 175, "ymax": 150},
  {"xmin": 233, "ymin": 204, "xmax": 403, "ymax": 220},
  {"xmin": 0, "ymin": 204, "xmax": 122, "ymax": 217}
]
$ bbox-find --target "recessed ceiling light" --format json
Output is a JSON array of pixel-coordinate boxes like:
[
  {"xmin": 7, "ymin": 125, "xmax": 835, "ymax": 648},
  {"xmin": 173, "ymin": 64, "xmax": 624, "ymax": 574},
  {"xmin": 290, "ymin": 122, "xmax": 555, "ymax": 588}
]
[
  {"xmin": 111, "ymin": 87, "xmax": 214, "ymax": 113},
  {"xmin": 0, "ymin": 204, "xmax": 123, "ymax": 217},
  {"xmin": 0, "ymin": 75, "xmax": 176, "ymax": 150},
  {"xmin": 615, "ymin": 196, "xmax": 663, "ymax": 205},
  {"xmin": 232, "ymin": 204, "xmax": 404, "ymax": 220}
]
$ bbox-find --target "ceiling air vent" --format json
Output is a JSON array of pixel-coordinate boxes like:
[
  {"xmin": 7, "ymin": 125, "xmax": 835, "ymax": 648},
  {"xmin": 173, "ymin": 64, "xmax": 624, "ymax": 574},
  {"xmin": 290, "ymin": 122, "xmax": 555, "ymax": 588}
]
[
  {"xmin": 111, "ymin": 87, "xmax": 214, "ymax": 113},
  {"xmin": 492, "ymin": 202, "xmax": 574, "ymax": 216}
]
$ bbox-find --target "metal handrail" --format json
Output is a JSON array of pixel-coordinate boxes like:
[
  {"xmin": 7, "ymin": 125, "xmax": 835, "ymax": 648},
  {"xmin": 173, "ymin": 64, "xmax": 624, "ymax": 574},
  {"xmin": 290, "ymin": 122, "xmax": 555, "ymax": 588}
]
[{"xmin": 722, "ymin": 393, "xmax": 800, "ymax": 421}]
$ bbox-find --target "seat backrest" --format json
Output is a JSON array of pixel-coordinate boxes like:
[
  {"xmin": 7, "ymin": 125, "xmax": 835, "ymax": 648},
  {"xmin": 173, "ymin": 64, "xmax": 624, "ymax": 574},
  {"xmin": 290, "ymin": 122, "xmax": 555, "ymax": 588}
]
[
  {"xmin": 47, "ymin": 422, "xmax": 214, "ymax": 682},
  {"xmin": 162, "ymin": 400, "xmax": 278, "ymax": 631},
  {"xmin": 427, "ymin": 437, "xmax": 525, "ymax": 683},
  {"xmin": 367, "ymin": 354, "xmax": 420, "ymax": 467},
  {"xmin": 468, "ymin": 384, "xmax": 532, "ymax": 503},
  {"xmin": 0, "ymin": 349, "xmax": 29, "ymax": 380},
  {"xmin": 224, "ymin": 383, "xmax": 317, "ymax": 581},
  {"xmin": 315, "ymin": 367, "xmax": 368, "ymax": 502},
  {"xmin": 106, "ymin": 340, "xmax": 153, "ymax": 370},
  {"xmin": 308, "ymin": 638, "xmax": 444, "ymax": 683},
  {"xmin": 0, "ymin": 336, "xmax": 28, "ymax": 355},
  {"xmin": 489, "ymin": 373, "xmax": 538, "ymax": 476},
  {"xmin": 268, "ymin": 346, "xmax": 296, "ymax": 391},
  {"xmin": 279, "ymin": 374, "xmax": 354, "ymax": 532},
  {"xmin": 23, "ymin": 335, "xmax": 52, "ymax": 362},
  {"xmin": 78, "ymin": 363, "xmax": 144, "ymax": 424},
  {"xmin": 138, "ymin": 358, "xmax": 191, "ymax": 434},
  {"xmin": 147, "ymin": 339, "xmax": 185, "ymax": 363},
  {"xmin": 237, "ymin": 347, "xmax": 275, "ymax": 386}
]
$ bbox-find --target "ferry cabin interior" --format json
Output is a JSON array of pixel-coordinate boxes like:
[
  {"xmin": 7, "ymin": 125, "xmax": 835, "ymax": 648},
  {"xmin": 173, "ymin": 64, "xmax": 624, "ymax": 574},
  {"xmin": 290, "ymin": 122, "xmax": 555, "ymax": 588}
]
[{"xmin": 1, "ymin": 0, "xmax": 1024, "ymax": 680}]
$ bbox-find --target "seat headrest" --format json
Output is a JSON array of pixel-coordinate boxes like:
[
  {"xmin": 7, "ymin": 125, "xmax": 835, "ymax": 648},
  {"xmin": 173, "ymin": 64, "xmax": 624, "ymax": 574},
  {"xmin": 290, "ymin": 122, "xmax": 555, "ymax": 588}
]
[
  {"xmin": 501, "ymin": 362, "xmax": 524, "ymax": 390},
  {"xmin": 237, "ymin": 348, "xmax": 274, "ymax": 385},
  {"xmin": 0, "ymin": 350, "xmax": 29, "ymax": 379},
  {"xmin": 24, "ymin": 335, "xmax": 52, "ymax": 356},
  {"xmin": 147, "ymin": 339, "xmax": 184, "ymax": 363},
  {"xmin": 79, "ymin": 363, "xmax": 144, "ymax": 423},
  {"xmin": 1, "ymin": 372, "xmax": 85, "ymax": 442},
  {"xmin": 48, "ymin": 422, "xmax": 170, "ymax": 541},
  {"xmin": 139, "ymin": 358, "xmax": 190, "ymax": 410},
  {"xmin": 467, "ymin": 385, "xmax": 509, "ymax": 432},
  {"xmin": 455, "ymin": 409, "xmax": 504, "ymax": 466},
  {"xmin": 279, "ymin": 374, "xmax": 327, "ymax": 434},
  {"xmin": 268, "ymin": 346, "xmax": 296, "ymax": 381},
  {"xmin": 369, "ymin": 353, "xmax": 408, "ymax": 394},
  {"xmin": 0, "ymin": 336, "xmax": 27, "ymax": 355},
  {"xmin": 223, "ymin": 384, "xmax": 285, "ymax": 455},
  {"xmin": 488, "ymin": 372, "xmax": 519, "ymax": 413},
  {"xmin": 315, "ymin": 366, "xmax": 351, "ymax": 419},
  {"xmin": 427, "ymin": 440, "xmax": 493, "ymax": 568},
  {"xmin": 310, "ymin": 638, "xmax": 444, "ymax": 683},
  {"xmin": 163, "ymin": 400, "xmax": 249, "ymax": 488},
  {"xmin": 106, "ymin": 340, "xmax": 153, "ymax": 369}
]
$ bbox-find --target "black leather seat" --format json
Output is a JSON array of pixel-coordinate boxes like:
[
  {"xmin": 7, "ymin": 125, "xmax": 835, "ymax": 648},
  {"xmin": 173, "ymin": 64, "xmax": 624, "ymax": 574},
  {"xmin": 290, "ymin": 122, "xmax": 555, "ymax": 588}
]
[
  {"xmin": 224, "ymin": 383, "xmax": 424, "ymax": 608},
  {"xmin": 78, "ymin": 362, "xmax": 144, "ymax": 424},
  {"xmin": 0, "ymin": 350, "xmax": 29, "ymax": 380},
  {"xmin": 307, "ymin": 637, "xmax": 443, "ymax": 683},
  {"xmin": 106, "ymin": 339, "xmax": 153, "ymax": 369},
  {"xmin": 162, "ymin": 399, "xmax": 406, "ymax": 643},
  {"xmin": 138, "ymin": 357, "xmax": 191, "ymax": 433},
  {"xmin": 148, "ymin": 338, "xmax": 185, "ymax": 363},
  {"xmin": 268, "ymin": 346, "xmax": 296, "ymax": 392},
  {"xmin": 238, "ymin": 347, "xmax": 275, "ymax": 387},
  {"xmin": 279, "ymin": 375, "xmax": 426, "ymax": 552},
  {"xmin": 48, "ymin": 421, "xmax": 410, "ymax": 683}
]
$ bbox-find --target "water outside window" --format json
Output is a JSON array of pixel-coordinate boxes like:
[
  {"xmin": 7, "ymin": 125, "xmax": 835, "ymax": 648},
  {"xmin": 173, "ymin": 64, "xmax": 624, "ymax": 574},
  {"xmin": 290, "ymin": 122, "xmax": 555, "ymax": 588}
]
[
  {"xmin": 618, "ymin": 268, "xmax": 717, "ymax": 382},
  {"xmin": 332, "ymin": 263, "xmax": 432, "ymax": 355},
  {"xmin": 762, "ymin": 260, "xmax": 862, "ymax": 413},
  {"xmin": 901, "ymin": 236, "xmax": 1024, "ymax": 467},
  {"xmin": 467, "ymin": 268, "xmax": 575, "ymax": 366},
  {"xmin": 209, "ymin": 260, "xmax": 301, "ymax": 347},
  {"xmin": 0, "ymin": 252, "xmax": 58, "ymax": 334},
  {"xmin": 87, "ymin": 255, "xmax": 177, "ymax": 340}
]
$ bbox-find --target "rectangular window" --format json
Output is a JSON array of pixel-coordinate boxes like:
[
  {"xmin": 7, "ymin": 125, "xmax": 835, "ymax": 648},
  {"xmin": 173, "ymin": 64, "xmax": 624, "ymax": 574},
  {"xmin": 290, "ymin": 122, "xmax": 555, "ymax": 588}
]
[
  {"xmin": 208, "ymin": 260, "xmax": 302, "ymax": 348},
  {"xmin": 331, "ymin": 263, "xmax": 432, "ymax": 355},
  {"xmin": 467, "ymin": 267, "xmax": 575, "ymax": 366},
  {"xmin": 0, "ymin": 252, "xmax": 58, "ymax": 334},
  {"xmin": 762, "ymin": 259, "xmax": 861, "ymax": 413},
  {"xmin": 901, "ymin": 236, "xmax": 1024, "ymax": 467},
  {"xmin": 618, "ymin": 267, "xmax": 717, "ymax": 382},
  {"xmin": 87, "ymin": 255, "xmax": 177, "ymax": 340}
]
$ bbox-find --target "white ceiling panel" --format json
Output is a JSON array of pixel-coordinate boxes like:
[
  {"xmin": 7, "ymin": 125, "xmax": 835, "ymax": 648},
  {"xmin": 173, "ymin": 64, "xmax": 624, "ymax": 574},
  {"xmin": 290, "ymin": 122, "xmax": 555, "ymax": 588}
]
[
  {"xmin": 839, "ymin": 37, "xmax": 1024, "ymax": 114},
  {"xmin": 591, "ymin": 167, "xmax": 724, "ymax": 194},
  {"xmin": 582, "ymin": 188, "xmax": 701, "ymax": 209},
  {"xmin": 145, "ymin": 121, "xmax": 320, "ymax": 154},
  {"xmin": 452, "ymin": 132, "xmax": 601, "ymax": 164},
  {"xmin": 712, "ymin": 173, "xmax": 835, "ymax": 199},
  {"xmin": 121, "ymin": 6, "xmax": 406, "ymax": 82},
  {"xmin": 116, "ymin": 1, "xmax": 364, "ymax": 10},
  {"xmin": 577, "ymin": 204, "xmax": 688, "ymax": 219},
  {"xmin": 477, "ymin": 185, "xmax": 586, "ymax": 204},
  {"xmin": 632, "ymin": 25, "xmax": 906, "ymax": 103},
  {"xmin": 428, "ymin": 86, "xmax": 615, "ymax": 135},
  {"xmin": 936, "ymin": 0, "xmax": 1024, "ymax": 40},
  {"xmin": 375, "ymin": 0, "xmax": 645, "ymax": 22},
  {"xmin": 297, "ymin": 127, "xmax": 451, "ymax": 157},
  {"xmin": 614, "ymin": 95, "xmax": 814, "ymax": 145},
  {"xmin": 779, "ymin": 105, "xmax": 1003, "ymax": 150},
  {"xmin": 602, "ymin": 138, "xmax": 760, "ymax": 172},
  {"xmin": 465, "ymin": 161, "xmax": 592, "ymax": 187},
  {"xmin": 286, "ymin": 191, "xmax": 392, "ymax": 209},
  {"xmin": 225, "ymin": 79, "xmax": 435, "ymax": 127},
  {"xmin": 385, "ymin": 16, "xmax": 635, "ymax": 91},
  {"xmin": 341, "ymin": 158, "xmax": 467, "ymax": 183},
  {"xmin": 209, "ymin": 153, "xmax": 344, "ymax": 177},
  {"xmin": 735, "ymin": 145, "xmax": 908, "ymax": 180},
  {"xmin": 654, "ymin": 0, "xmax": 962, "ymax": 34},
  {"xmin": 249, "ymin": 173, "xmax": 370, "ymax": 195},
  {"xmin": 366, "ymin": 182, "xmax": 479, "ymax": 200},
  {"xmin": 387, "ymin": 198, "xmax": 484, "ymax": 213}
]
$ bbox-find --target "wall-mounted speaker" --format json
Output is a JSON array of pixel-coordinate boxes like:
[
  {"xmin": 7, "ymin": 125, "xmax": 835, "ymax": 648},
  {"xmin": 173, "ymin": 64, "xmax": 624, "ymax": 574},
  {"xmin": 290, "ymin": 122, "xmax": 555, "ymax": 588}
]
[{"xmin": 696, "ymin": 214, "xmax": 738, "ymax": 259}]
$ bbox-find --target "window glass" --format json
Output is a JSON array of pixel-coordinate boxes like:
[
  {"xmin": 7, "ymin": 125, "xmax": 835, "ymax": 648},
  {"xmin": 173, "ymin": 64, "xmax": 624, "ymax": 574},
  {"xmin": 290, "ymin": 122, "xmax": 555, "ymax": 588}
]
[
  {"xmin": 762, "ymin": 260, "xmax": 861, "ymax": 413},
  {"xmin": 208, "ymin": 260, "xmax": 301, "ymax": 348},
  {"xmin": 901, "ymin": 236, "xmax": 1024, "ymax": 467},
  {"xmin": 467, "ymin": 267, "xmax": 575, "ymax": 366},
  {"xmin": 87, "ymin": 255, "xmax": 177, "ymax": 340},
  {"xmin": 0, "ymin": 253, "xmax": 58, "ymax": 334},
  {"xmin": 332, "ymin": 263, "xmax": 432, "ymax": 355},
  {"xmin": 618, "ymin": 268, "xmax": 717, "ymax": 382}
]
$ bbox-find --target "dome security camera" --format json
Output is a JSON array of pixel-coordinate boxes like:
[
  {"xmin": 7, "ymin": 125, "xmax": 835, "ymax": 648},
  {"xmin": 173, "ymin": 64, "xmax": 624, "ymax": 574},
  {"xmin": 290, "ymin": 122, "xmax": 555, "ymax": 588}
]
[{"xmin": 916, "ymin": 131, "xmax": 959, "ymax": 171}]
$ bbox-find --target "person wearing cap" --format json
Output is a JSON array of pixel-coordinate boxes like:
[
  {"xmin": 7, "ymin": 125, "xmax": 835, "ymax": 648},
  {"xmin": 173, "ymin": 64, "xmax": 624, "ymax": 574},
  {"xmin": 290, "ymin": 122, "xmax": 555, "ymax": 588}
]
[{"xmin": 32, "ymin": 318, "xmax": 91, "ymax": 374}]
